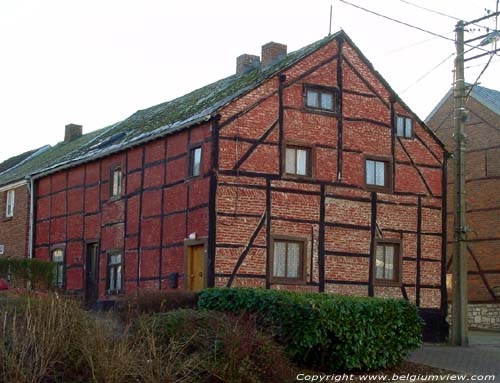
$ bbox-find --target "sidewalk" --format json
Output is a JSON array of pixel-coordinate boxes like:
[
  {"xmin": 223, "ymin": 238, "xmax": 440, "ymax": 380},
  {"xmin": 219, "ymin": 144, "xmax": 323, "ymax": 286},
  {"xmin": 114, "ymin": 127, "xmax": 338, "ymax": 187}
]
[{"xmin": 407, "ymin": 331, "xmax": 500, "ymax": 378}]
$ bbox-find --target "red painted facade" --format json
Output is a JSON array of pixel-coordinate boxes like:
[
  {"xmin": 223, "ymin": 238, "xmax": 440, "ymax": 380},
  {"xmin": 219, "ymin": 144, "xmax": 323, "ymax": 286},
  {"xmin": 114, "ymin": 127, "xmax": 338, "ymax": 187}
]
[
  {"xmin": 33, "ymin": 33, "xmax": 446, "ymax": 313},
  {"xmin": 34, "ymin": 125, "xmax": 212, "ymax": 298}
]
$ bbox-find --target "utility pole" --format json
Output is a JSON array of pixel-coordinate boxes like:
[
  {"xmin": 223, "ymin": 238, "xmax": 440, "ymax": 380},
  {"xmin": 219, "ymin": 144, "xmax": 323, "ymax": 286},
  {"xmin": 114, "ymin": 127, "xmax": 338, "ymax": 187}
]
[{"xmin": 451, "ymin": 20, "xmax": 468, "ymax": 347}]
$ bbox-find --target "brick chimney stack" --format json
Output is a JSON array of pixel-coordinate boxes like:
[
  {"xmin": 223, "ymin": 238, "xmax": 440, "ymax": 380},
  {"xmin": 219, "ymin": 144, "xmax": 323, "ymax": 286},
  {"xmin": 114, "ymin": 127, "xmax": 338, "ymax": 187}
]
[
  {"xmin": 236, "ymin": 54, "xmax": 260, "ymax": 75},
  {"xmin": 261, "ymin": 42, "xmax": 287, "ymax": 67},
  {"xmin": 64, "ymin": 123, "xmax": 82, "ymax": 142}
]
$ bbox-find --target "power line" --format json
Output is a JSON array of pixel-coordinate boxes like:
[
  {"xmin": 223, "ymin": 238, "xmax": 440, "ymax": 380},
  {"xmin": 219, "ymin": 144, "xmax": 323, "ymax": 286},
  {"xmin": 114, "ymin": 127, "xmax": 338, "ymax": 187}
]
[
  {"xmin": 465, "ymin": 0, "xmax": 499, "ymax": 101},
  {"xmin": 464, "ymin": 58, "xmax": 500, "ymax": 68},
  {"xmin": 401, "ymin": 52, "xmax": 455, "ymax": 93},
  {"xmin": 338, "ymin": 0, "xmax": 493, "ymax": 55},
  {"xmin": 383, "ymin": 35, "xmax": 441, "ymax": 55},
  {"xmin": 396, "ymin": 0, "xmax": 490, "ymax": 29},
  {"xmin": 397, "ymin": 0, "xmax": 459, "ymax": 22},
  {"xmin": 338, "ymin": 0, "xmax": 455, "ymax": 42}
]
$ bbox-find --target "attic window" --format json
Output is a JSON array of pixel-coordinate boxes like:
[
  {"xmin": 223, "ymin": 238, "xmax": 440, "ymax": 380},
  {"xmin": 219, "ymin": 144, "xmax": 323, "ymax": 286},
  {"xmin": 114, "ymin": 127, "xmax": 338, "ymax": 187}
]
[
  {"xmin": 304, "ymin": 85, "xmax": 338, "ymax": 113},
  {"xmin": 396, "ymin": 116, "xmax": 413, "ymax": 138}
]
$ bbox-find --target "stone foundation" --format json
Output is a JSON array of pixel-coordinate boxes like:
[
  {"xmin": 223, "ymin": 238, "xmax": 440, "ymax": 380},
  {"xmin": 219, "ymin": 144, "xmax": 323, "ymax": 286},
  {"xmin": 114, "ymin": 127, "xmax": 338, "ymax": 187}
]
[{"xmin": 448, "ymin": 303, "xmax": 500, "ymax": 330}]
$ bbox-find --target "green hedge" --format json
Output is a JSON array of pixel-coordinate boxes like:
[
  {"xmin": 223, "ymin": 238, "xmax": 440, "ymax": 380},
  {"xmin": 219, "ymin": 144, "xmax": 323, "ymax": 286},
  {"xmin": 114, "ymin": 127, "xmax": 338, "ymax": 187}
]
[
  {"xmin": 197, "ymin": 288, "xmax": 424, "ymax": 372},
  {"xmin": 0, "ymin": 258, "xmax": 54, "ymax": 289}
]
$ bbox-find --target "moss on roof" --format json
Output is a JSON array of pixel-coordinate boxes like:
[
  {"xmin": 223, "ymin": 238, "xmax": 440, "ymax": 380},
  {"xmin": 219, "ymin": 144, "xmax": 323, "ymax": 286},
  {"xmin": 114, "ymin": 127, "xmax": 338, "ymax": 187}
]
[
  {"xmin": 0, "ymin": 148, "xmax": 44, "ymax": 175},
  {"xmin": 0, "ymin": 127, "xmax": 109, "ymax": 187},
  {"xmin": 0, "ymin": 33, "xmax": 340, "ymax": 185}
]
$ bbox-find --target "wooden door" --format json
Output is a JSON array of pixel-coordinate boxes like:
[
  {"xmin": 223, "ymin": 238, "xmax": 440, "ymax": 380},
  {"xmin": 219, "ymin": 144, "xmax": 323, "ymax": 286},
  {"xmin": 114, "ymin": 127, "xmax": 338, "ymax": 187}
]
[
  {"xmin": 186, "ymin": 244, "xmax": 205, "ymax": 291},
  {"xmin": 85, "ymin": 243, "xmax": 99, "ymax": 307}
]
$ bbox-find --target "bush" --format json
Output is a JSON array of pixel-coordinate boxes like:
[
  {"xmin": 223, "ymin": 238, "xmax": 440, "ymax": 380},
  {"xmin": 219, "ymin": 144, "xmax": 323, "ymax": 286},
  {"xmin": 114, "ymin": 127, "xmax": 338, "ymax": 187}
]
[
  {"xmin": 139, "ymin": 309, "xmax": 295, "ymax": 383},
  {"xmin": 115, "ymin": 290, "xmax": 198, "ymax": 322},
  {"xmin": 0, "ymin": 258, "xmax": 54, "ymax": 289},
  {"xmin": 0, "ymin": 292, "xmax": 86, "ymax": 382},
  {"xmin": 197, "ymin": 287, "xmax": 424, "ymax": 372}
]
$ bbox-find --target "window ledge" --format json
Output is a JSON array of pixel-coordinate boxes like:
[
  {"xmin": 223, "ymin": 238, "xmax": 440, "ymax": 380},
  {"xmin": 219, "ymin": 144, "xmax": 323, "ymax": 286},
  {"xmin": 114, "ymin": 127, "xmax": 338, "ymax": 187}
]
[
  {"xmin": 282, "ymin": 174, "xmax": 315, "ymax": 181},
  {"xmin": 3, "ymin": 217, "xmax": 13, "ymax": 222},
  {"xmin": 374, "ymin": 280, "xmax": 401, "ymax": 287},
  {"xmin": 304, "ymin": 107, "xmax": 338, "ymax": 117},
  {"xmin": 269, "ymin": 278, "xmax": 307, "ymax": 286}
]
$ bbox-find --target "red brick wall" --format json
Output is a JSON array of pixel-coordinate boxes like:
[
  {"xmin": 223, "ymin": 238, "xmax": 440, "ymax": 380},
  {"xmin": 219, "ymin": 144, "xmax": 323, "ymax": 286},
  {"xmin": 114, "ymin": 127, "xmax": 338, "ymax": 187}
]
[
  {"xmin": 0, "ymin": 184, "xmax": 30, "ymax": 258},
  {"xmin": 427, "ymin": 95, "xmax": 500, "ymax": 304},
  {"xmin": 34, "ymin": 123, "xmax": 212, "ymax": 298},
  {"xmin": 214, "ymin": 36, "xmax": 445, "ymax": 308}
]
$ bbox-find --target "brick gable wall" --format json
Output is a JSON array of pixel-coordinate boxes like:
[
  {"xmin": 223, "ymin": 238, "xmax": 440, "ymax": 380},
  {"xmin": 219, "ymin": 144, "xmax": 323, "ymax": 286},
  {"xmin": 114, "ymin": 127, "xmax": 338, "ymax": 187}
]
[{"xmin": 214, "ymin": 36, "xmax": 446, "ymax": 309}]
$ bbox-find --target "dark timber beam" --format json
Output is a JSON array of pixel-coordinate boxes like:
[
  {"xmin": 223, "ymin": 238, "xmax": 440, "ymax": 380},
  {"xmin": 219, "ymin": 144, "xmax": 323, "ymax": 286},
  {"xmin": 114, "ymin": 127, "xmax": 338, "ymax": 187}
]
[
  {"xmin": 337, "ymin": 36, "xmax": 344, "ymax": 181},
  {"xmin": 207, "ymin": 115, "xmax": 221, "ymax": 288}
]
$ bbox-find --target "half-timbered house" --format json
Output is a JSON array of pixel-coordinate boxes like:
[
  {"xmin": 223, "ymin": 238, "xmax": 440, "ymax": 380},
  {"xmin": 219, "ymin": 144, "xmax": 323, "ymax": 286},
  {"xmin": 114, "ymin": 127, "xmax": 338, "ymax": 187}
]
[{"xmin": 27, "ymin": 31, "xmax": 447, "ymax": 335}]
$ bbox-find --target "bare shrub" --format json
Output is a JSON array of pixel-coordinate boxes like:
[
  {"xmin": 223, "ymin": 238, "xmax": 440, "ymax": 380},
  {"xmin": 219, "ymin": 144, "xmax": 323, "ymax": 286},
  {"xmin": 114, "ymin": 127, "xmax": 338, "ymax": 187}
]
[
  {"xmin": 0, "ymin": 293, "xmax": 84, "ymax": 383},
  {"xmin": 115, "ymin": 290, "xmax": 198, "ymax": 323}
]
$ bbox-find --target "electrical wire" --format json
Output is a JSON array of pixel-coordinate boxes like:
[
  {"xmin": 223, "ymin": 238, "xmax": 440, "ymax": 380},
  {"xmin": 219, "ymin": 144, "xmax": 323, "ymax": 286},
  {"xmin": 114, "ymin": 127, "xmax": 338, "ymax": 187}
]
[
  {"xmin": 400, "ymin": 52, "xmax": 455, "ymax": 93},
  {"xmin": 338, "ymin": 0, "xmax": 493, "ymax": 55},
  {"xmin": 396, "ymin": 0, "xmax": 490, "ymax": 29},
  {"xmin": 338, "ymin": 0, "xmax": 455, "ymax": 42},
  {"xmin": 465, "ymin": 0, "xmax": 499, "ymax": 102}
]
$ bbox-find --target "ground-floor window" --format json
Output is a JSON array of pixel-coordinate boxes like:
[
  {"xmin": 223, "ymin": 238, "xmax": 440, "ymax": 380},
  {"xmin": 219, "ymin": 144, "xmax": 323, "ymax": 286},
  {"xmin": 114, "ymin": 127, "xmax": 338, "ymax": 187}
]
[
  {"xmin": 375, "ymin": 240, "xmax": 401, "ymax": 285},
  {"xmin": 51, "ymin": 248, "xmax": 65, "ymax": 288},
  {"xmin": 107, "ymin": 251, "xmax": 123, "ymax": 294},
  {"xmin": 270, "ymin": 236, "xmax": 307, "ymax": 284}
]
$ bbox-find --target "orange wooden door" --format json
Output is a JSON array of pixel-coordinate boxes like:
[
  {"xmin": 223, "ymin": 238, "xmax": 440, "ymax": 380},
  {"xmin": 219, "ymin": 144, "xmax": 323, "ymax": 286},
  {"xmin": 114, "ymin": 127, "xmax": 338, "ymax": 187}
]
[{"xmin": 187, "ymin": 244, "xmax": 205, "ymax": 291}]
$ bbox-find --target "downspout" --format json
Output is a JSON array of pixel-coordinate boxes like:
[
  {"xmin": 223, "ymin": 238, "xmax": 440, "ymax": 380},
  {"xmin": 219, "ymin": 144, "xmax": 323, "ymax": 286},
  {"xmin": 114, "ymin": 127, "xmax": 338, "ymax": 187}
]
[{"xmin": 27, "ymin": 176, "xmax": 35, "ymax": 259}]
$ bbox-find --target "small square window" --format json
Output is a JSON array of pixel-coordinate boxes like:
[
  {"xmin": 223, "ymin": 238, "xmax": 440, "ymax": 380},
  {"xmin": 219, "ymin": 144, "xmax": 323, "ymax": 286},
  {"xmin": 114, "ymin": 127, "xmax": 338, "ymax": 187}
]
[
  {"xmin": 51, "ymin": 248, "xmax": 65, "ymax": 288},
  {"xmin": 271, "ymin": 237, "xmax": 306, "ymax": 284},
  {"xmin": 396, "ymin": 116, "xmax": 413, "ymax": 138},
  {"xmin": 375, "ymin": 241, "xmax": 401, "ymax": 285},
  {"xmin": 107, "ymin": 252, "xmax": 123, "ymax": 294},
  {"xmin": 110, "ymin": 166, "xmax": 122, "ymax": 198},
  {"xmin": 365, "ymin": 157, "xmax": 391, "ymax": 193},
  {"xmin": 188, "ymin": 146, "xmax": 202, "ymax": 177},
  {"xmin": 285, "ymin": 145, "xmax": 312, "ymax": 177},
  {"xmin": 305, "ymin": 86, "xmax": 338, "ymax": 113},
  {"xmin": 5, "ymin": 190, "xmax": 15, "ymax": 218}
]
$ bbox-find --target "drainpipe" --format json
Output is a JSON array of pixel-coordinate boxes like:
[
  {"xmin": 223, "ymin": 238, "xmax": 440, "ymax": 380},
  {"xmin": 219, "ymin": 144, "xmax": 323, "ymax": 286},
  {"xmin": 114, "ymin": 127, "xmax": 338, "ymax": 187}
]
[{"xmin": 27, "ymin": 176, "xmax": 35, "ymax": 259}]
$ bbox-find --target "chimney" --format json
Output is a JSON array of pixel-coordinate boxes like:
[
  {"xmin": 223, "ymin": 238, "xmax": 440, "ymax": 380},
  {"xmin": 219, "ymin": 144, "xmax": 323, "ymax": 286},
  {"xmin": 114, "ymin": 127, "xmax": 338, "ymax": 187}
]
[
  {"xmin": 64, "ymin": 123, "xmax": 82, "ymax": 142},
  {"xmin": 236, "ymin": 54, "xmax": 260, "ymax": 75},
  {"xmin": 261, "ymin": 42, "xmax": 287, "ymax": 67}
]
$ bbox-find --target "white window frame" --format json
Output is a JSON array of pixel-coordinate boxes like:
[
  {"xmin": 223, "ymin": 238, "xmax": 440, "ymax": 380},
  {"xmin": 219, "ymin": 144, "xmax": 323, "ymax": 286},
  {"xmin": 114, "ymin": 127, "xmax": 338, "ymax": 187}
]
[{"xmin": 5, "ymin": 189, "xmax": 15, "ymax": 218}]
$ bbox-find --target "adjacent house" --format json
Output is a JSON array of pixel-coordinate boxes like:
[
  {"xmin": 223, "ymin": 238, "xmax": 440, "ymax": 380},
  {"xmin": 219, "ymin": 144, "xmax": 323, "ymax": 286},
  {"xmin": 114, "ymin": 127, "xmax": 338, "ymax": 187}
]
[
  {"xmin": 426, "ymin": 84, "xmax": 500, "ymax": 330},
  {"xmin": 0, "ymin": 146, "xmax": 49, "ymax": 258},
  {"xmin": 2, "ymin": 31, "xmax": 447, "ymax": 338}
]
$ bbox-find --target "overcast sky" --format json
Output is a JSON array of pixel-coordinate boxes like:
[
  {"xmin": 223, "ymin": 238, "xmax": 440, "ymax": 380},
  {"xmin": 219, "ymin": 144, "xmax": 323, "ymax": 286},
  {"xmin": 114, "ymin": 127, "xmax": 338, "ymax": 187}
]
[{"xmin": 0, "ymin": 0, "xmax": 499, "ymax": 163}]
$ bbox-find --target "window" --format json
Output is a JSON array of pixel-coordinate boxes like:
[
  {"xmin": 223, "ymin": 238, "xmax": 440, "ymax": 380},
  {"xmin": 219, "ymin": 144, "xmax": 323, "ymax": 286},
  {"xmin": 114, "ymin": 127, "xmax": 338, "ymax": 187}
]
[
  {"xmin": 271, "ymin": 237, "xmax": 306, "ymax": 283},
  {"xmin": 110, "ymin": 166, "xmax": 122, "ymax": 198},
  {"xmin": 365, "ymin": 157, "xmax": 391, "ymax": 192},
  {"xmin": 305, "ymin": 86, "xmax": 338, "ymax": 113},
  {"xmin": 51, "ymin": 248, "xmax": 65, "ymax": 288},
  {"xmin": 188, "ymin": 146, "xmax": 202, "ymax": 177},
  {"xmin": 285, "ymin": 145, "xmax": 313, "ymax": 177},
  {"xmin": 5, "ymin": 190, "xmax": 15, "ymax": 218},
  {"xmin": 396, "ymin": 116, "xmax": 413, "ymax": 138},
  {"xmin": 375, "ymin": 241, "xmax": 401, "ymax": 284},
  {"xmin": 107, "ymin": 252, "xmax": 123, "ymax": 294}
]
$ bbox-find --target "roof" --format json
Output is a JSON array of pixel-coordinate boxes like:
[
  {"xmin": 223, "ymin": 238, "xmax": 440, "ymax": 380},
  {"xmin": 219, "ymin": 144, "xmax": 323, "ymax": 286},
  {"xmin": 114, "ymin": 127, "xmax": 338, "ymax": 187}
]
[
  {"xmin": 0, "ymin": 128, "xmax": 107, "ymax": 188},
  {"xmin": 0, "ymin": 30, "xmax": 444, "ymax": 185},
  {"xmin": 426, "ymin": 83, "xmax": 500, "ymax": 122},
  {"xmin": 0, "ymin": 146, "xmax": 51, "ymax": 186},
  {"xmin": 0, "ymin": 146, "xmax": 47, "ymax": 175},
  {"xmin": 470, "ymin": 84, "xmax": 500, "ymax": 115}
]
